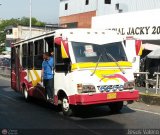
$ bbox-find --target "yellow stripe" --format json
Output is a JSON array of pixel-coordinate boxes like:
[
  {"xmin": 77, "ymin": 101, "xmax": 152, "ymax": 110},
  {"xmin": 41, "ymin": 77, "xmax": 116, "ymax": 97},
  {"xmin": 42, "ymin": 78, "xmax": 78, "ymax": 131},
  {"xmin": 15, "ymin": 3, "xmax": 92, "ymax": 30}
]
[
  {"xmin": 29, "ymin": 70, "xmax": 37, "ymax": 86},
  {"xmin": 71, "ymin": 61, "xmax": 132, "ymax": 70},
  {"xmin": 91, "ymin": 69, "xmax": 121, "ymax": 82},
  {"xmin": 33, "ymin": 70, "xmax": 41, "ymax": 82},
  {"xmin": 138, "ymin": 46, "xmax": 144, "ymax": 56},
  {"xmin": 61, "ymin": 41, "xmax": 69, "ymax": 58},
  {"xmin": 29, "ymin": 70, "xmax": 41, "ymax": 87}
]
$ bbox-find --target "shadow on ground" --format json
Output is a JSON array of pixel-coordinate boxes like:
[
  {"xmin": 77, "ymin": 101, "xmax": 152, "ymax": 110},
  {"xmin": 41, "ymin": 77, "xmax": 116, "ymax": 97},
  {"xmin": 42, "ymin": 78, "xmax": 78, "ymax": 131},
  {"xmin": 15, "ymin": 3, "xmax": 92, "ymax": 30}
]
[{"xmin": 16, "ymin": 95, "xmax": 135, "ymax": 119}]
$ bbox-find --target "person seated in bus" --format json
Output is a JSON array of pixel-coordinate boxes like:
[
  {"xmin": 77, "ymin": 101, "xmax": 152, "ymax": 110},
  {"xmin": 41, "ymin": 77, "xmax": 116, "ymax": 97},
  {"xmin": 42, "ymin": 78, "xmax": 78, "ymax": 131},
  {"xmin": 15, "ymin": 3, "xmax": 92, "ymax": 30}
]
[{"xmin": 41, "ymin": 52, "xmax": 54, "ymax": 102}]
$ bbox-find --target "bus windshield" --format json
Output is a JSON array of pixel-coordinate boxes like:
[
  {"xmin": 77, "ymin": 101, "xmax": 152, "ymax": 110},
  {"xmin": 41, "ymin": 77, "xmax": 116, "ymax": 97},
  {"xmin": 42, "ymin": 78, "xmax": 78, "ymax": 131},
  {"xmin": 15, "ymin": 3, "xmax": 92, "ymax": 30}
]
[{"xmin": 72, "ymin": 41, "xmax": 127, "ymax": 63}]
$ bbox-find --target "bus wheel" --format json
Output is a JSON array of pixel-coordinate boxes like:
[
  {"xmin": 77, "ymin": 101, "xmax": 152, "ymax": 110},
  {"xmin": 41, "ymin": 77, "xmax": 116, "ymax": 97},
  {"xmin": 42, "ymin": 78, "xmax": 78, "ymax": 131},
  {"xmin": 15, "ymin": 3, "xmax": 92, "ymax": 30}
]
[
  {"xmin": 23, "ymin": 87, "xmax": 30, "ymax": 101},
  {"xmin": 108, "ymin": 101, "xmax": 123, "ymax": 113},
  {"xmin": 61, "ymin": 97, "xmax": 73, "ymax": 116}
]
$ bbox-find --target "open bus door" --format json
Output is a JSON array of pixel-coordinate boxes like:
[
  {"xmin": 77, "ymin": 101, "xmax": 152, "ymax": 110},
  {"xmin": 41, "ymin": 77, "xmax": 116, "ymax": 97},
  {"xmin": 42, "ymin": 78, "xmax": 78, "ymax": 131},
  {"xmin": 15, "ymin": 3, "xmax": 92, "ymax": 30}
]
[{"xmin": 45, "ymin": 36, "xmax": 54, "ymax": 93}]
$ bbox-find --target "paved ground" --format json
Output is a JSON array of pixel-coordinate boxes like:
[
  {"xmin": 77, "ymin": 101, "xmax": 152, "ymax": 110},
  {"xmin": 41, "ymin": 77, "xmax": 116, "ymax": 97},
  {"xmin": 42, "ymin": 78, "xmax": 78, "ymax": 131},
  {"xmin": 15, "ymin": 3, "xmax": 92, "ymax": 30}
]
[
  {"xmin": 136, "ymin": 86, "xmax": 160, "ymax": 95},
  {"xmin": 0, "ymin": 77, "xmax": 160, "ymax": 135}
]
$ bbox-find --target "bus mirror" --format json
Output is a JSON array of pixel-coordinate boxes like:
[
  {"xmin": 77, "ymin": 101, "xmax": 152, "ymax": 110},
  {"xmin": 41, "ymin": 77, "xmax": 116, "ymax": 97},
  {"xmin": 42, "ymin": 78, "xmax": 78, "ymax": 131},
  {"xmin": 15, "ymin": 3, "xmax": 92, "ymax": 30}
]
[
  {"xmin": 54, "ymin": 37, "xmax": 69, "ymax": 59},
  {"xmin": 135, "ymin": 40, "xmax": 143, "ymax": 56}
]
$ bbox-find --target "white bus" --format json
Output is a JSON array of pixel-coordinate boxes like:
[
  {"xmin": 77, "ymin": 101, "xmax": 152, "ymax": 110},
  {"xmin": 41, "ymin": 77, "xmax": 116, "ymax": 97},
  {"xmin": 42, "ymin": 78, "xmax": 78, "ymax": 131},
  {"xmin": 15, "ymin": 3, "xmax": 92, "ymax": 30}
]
[{"xmin": 11, "ymin": 29, "xmax": 139, "ymax": 116}]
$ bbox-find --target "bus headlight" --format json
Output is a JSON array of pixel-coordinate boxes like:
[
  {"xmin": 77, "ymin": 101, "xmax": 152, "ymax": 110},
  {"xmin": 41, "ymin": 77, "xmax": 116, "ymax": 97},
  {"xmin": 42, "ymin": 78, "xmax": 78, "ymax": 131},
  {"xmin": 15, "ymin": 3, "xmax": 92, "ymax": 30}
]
[
  {"xmin": 77, "ymin": 84, "xmax": 96, "ymax": 93},
  {"xmin": 124, "ymin": 81, "xmax": 135, "ymax": 90}
]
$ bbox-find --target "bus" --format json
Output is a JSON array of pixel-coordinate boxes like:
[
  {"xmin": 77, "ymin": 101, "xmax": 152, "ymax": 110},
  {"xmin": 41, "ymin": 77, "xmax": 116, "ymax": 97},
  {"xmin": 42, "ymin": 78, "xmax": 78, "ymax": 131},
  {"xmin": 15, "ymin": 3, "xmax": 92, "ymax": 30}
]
[{"xmin": 11, "ymin": 29, "xmax": 139, "ymax": 116}]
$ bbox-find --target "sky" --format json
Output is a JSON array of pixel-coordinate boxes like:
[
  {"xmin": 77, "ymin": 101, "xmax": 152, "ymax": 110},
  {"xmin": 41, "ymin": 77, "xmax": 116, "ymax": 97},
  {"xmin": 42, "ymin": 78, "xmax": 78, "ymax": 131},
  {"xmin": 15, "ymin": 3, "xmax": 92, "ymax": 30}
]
[{"xmin": 0, "ymin": 0, "xmax": 60, "ymax": 23}]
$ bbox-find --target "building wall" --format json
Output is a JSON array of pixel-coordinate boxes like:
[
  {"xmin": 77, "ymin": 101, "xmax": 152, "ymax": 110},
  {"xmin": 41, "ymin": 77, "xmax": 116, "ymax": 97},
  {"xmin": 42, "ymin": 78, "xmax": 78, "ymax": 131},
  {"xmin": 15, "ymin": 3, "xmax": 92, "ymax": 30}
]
[
  {"xmin": 60, "ymin": 0, "xmax": 160, "ymax": 17},
  {"xmin": 97, "ymin": 0, "xmax": 160, "ymax": 15},
  {"xmin": 60, "ymin": 0, "xmax": 97, "ymax": 17},
  {"xmin": 59, "ymin": 0, "xmax": 160, "ymax": 28},
  {"xmin": 17, "ymin": 26, "xmax": 47, "ymax": 41},
  {"xmin": 59, "ymin": 11, "xmax": 96, "ymax": 28}
]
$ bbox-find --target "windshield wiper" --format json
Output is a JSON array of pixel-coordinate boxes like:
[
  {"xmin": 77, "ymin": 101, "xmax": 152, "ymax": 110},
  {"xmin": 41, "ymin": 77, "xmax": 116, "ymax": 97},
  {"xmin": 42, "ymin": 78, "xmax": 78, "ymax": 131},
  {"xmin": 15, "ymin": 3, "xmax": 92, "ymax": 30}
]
[
  {"xmin": 106, "ymin": 52, "xmax": 125, "ymax": 74},
  {"xmin": 90, "ymin": 54, "xmax": 103, "ymax": 76}
]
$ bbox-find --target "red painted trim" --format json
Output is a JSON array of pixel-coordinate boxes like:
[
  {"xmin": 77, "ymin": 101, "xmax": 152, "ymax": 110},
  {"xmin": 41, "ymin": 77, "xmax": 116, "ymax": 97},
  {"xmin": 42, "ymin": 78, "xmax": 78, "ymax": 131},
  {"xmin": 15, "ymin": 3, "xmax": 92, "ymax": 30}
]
[
  {"xmin": 68, "ymin": 90, "xmax": 139, "ymax": 105},
  {"xmin": 54, "ymin": 95, "xmax": 58, "ymax": 106}
]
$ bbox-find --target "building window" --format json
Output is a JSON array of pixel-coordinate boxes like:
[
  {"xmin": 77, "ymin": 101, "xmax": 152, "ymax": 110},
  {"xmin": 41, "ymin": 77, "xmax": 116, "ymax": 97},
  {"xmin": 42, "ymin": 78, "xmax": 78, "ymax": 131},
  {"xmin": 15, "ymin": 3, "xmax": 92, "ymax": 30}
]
[
  {"xmin": 105, "ymin": 0, "xmax": 111, "ymax": 4},
  {"xmin": 85, "ymin": 0, "xmax": 89, "ymax": 5},
  {"xmin": 65, "ymin": 3, "xmax": 68, "ymax": 10},
  {"xmin": 115, "ymin": 3, "xmax": 119, "ymax": 10}
]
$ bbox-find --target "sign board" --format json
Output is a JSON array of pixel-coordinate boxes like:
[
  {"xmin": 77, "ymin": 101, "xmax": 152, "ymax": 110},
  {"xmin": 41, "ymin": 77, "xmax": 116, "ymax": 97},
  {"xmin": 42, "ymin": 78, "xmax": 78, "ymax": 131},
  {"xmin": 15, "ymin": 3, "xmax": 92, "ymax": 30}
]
[{"xmin": 92, "ymin": 9, "xmax": 160, "ymax": 40}]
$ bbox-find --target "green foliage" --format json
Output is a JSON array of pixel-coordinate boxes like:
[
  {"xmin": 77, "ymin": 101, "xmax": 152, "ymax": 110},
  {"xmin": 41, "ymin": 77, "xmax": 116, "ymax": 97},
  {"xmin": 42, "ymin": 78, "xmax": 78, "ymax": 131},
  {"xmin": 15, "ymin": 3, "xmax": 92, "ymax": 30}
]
[
  {"xmin": 0, "ymin": 17, "xmax": 45, "ymax": 53},
  {"xmin": 20, "ymin": 17, "xmax": 45, "ymax": 26},
  {"xmin": 0, "ymin": 46, "xmax": 5, "ymax": 54}
]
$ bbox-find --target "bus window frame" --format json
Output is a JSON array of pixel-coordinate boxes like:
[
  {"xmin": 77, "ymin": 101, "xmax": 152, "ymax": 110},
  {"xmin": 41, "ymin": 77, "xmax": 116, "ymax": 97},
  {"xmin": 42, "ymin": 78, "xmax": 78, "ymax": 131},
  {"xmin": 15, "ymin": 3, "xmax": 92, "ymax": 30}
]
[
  {"xmin": 33, "ymin": 39, "xmax": 45, "ymax": 70},
  {"xmin": 28, "ymin": 42, "xmax": 34, "ymax": 69},
  {"xmin": 22, "ymin": 43, "xmax": 28, "ymax": 69},
  {"xmin": 54, "ymin": 43, "xmax": 71, "ymax": 73}
]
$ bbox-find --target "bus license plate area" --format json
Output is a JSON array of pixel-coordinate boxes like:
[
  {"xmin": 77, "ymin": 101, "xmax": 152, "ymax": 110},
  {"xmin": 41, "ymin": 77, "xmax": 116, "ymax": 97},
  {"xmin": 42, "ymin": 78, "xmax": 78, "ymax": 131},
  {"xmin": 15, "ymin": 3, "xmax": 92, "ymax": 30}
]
[{"xmin": 107, "ymin": 93, "xmax": 117, "ymax": 100}]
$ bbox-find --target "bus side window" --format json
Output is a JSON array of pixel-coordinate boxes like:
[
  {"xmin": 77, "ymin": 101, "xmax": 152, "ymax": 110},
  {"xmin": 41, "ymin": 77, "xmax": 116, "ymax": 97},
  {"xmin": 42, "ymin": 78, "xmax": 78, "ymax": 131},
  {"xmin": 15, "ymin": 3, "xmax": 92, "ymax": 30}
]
[
  {"xmin": 44, "ymin": 36, "xmax": 54, "ymax": 54},
  {"xmin": 22, "ymin": 44, "xmax": 28, "ymax": 69},
  {"xmin": 34, "ymin": 39, "xmax": 44, "ymax": 70},
  {"xmin": 28, "ymin": 42, "xmax": 34, "ymax": 69},
  {"xmin": 55, "ymin": 44, "xmax": 71, "ymax": 73}
]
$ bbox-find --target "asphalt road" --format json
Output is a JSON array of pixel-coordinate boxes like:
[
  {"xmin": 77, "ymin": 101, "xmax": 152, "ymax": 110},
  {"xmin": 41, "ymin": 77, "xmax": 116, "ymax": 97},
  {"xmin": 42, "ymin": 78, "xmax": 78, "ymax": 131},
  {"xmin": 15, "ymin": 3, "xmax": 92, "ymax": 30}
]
[{"xmin": 0, "ymin": 77, "xmax": 160, "ymax": 135}]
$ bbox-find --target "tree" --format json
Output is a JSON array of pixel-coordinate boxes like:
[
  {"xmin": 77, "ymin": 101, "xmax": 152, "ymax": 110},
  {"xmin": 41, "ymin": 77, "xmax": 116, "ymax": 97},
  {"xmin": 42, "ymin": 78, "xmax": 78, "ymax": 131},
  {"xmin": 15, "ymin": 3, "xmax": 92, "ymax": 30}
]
[
  {"xmin": 0, "ymin": 17, "xmax": 45, "ymax": 53},
  {"xmin": 20, "ymin": 17, "xmax": 45, "ymax": 27},
  {"xmin": 0, "ymin": 46, "xmax": 5, "ymax": 53}
]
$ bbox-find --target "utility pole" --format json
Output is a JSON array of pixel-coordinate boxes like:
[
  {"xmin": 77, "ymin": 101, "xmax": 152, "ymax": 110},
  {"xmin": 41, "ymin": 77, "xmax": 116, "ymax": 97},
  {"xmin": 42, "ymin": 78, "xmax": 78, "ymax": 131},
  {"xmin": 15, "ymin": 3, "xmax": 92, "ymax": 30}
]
[
  {"xmin": 29, "ymin": 0, "xmax": 32, "ymax": 38},
  {"xmin": 0, "ymin": 4, "xmax": 2, "ymax": 22}
]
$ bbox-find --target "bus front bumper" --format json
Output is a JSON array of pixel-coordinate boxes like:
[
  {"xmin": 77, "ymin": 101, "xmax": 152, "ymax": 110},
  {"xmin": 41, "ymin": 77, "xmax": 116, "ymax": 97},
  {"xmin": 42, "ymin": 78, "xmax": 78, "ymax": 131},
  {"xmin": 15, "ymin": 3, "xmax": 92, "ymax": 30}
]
[{"xmin": 68, "ymin": 90, "xmax": 139, "ymax": 105}]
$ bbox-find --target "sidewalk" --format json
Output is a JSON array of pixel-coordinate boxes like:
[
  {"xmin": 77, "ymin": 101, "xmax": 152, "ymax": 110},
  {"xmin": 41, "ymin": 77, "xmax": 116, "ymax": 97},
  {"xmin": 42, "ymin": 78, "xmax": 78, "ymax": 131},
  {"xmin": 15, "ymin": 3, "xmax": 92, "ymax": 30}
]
[{"xmin": 136, "ymin": 87, "xmax": 160, "ymax": 106}]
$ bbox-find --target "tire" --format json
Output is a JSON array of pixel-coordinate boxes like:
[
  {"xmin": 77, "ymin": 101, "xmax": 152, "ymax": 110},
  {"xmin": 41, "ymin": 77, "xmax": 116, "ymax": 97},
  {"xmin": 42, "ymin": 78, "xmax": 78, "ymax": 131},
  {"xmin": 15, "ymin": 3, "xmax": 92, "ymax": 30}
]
[
  {"xmin": 108, "ymin": 101, "xmax": 123, "ymax": 113},
  {"xmin": 23, "ymin": 86, "xmax": 30, "ymax": 101},
  {"xmin": 61, "ymin": 97, "xmax": 73, "ymax": 116}
]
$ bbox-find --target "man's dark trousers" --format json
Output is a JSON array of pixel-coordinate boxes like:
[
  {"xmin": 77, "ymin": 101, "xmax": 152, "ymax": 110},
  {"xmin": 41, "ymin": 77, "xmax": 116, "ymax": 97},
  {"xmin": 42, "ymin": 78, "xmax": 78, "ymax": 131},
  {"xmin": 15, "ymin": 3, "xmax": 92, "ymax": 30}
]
[{"xmin": 43, "ymin": 79, "xmax": 53, "ymax": 99}]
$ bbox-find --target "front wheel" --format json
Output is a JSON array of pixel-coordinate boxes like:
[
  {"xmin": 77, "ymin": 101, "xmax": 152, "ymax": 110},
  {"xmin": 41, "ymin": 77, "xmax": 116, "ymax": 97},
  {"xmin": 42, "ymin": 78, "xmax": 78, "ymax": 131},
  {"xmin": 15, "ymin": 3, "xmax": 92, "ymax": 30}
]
[
  {"xmin": 108, "ymin": 101, "xmax": 123, "ymax": 113},
  {"xmin": 61, "ymin": 97, "xmax": 73, "ymax": 116}
]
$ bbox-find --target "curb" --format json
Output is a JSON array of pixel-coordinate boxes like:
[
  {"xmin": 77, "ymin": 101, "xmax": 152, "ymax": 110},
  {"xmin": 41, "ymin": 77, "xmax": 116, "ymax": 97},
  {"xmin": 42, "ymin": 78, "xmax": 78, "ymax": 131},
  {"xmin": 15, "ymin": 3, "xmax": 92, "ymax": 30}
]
[
  {"xmin": 139, "ymin": 92, "xmax": 160, "ymax": 106},
  {"xmin": 0, "ymin": 75, "xmax": 10, "ymax": 81},
  {"xmin": 0, "ymin": 74, "xmax": 10, "ymax": 78}
]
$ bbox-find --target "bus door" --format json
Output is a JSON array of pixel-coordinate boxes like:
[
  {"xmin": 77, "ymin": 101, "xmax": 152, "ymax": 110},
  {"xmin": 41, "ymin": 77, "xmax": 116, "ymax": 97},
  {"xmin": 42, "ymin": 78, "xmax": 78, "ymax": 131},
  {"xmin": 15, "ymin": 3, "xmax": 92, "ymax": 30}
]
[
  {"xmin": 45, "ymin": 36, "xmax": 54, "ymax": 54},
  {"xmin": 15, "ymin": 46, "xmax": 21, "ymax": 91},
  {"xmin": 45, "ymin": 36, "xmax": 54, "ymax": 92}
]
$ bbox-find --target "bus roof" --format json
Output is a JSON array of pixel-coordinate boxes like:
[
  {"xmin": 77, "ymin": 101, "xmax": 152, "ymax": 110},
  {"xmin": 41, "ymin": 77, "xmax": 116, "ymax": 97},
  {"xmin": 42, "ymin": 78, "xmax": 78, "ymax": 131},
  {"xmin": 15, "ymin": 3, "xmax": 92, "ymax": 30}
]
[
  {"xmin": 13, "ymin": 31, "xmax": 56, "ymax": 46},
  {"xmin": 55, "ymin": 28, "xmax": 123, "ymax": 45},
  {"xmin": 13, "ymin": 28, "xmax": 123, "ymax": 46}
]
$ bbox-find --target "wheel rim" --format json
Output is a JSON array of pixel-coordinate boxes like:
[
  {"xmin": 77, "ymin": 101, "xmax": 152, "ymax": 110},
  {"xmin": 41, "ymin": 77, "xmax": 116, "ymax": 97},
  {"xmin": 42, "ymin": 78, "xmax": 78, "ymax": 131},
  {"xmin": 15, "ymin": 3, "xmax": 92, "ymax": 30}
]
[
  {"xmin": 62, "ymin": 98, "xmax": 69, "ymax": 112},
  {"xmin": 24, "ymin": 89, "xmax": 28, "ymax": 99}
]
